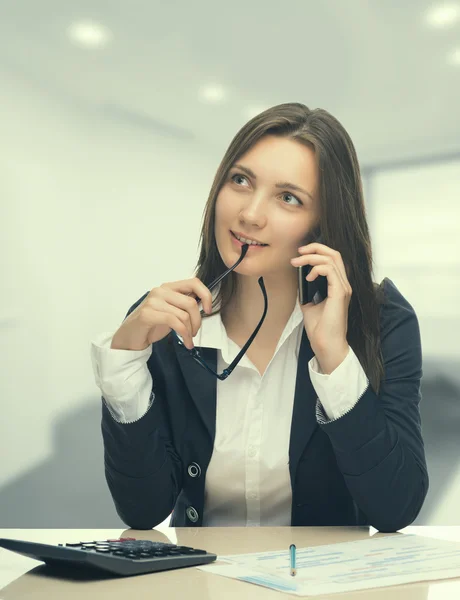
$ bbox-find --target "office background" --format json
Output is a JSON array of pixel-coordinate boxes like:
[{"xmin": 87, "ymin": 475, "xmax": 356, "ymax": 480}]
[{"xmin": 1, "ymin": 1, "xmax": 459, "ymax": 527}]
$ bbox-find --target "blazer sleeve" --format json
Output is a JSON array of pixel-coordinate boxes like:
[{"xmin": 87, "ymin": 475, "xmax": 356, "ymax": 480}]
[
  {"xmin": 316, "ymin": 278, "xmax": 429, "ymax": 532},
  {"xmin": 100, "ymin": 292, "xmax": 183, "ymax": 529}
]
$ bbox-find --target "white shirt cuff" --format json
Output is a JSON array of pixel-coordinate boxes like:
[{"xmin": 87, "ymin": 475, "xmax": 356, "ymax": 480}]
[
  {"xmin": 90, "ymin": 332, "xmax": 154, "ymax": 423},
  {"xmin": 308, "ymin": 345, "xmax": 369, "ymax": 422}
]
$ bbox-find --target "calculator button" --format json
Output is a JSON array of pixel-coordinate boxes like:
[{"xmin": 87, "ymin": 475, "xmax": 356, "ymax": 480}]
[
  {"xmin": 96, "ymin": 548, "xmax": 111, "ymax": 553},
  {"xmin": 66, "ymin": 543, "xmax": 82, "ymax": 547}
]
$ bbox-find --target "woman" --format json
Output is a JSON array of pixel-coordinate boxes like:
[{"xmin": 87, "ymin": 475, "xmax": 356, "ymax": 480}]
[{"xmin": 91, "ymin": 103, "xmax": 428, "ymax": 532}]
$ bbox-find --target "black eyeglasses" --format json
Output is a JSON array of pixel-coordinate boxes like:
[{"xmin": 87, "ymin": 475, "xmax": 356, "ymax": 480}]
[{"xmin": 173, "ymin": 244, "xmax": 268, "ymax": 380}]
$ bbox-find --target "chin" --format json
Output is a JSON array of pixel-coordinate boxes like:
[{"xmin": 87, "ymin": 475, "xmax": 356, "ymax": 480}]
[
  {"xmin": 228, "ymin": 254, "xmax": 273, "ymax": 278},
  {"xmin": 232, "ymin": 264, "xmax": 261, "ymax": 277}
]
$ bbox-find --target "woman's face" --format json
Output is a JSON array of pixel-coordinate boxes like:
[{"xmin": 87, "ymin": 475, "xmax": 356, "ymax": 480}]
[{"xmin": 215, "ymin": 135, "xmax": 320, "ymax": 278}]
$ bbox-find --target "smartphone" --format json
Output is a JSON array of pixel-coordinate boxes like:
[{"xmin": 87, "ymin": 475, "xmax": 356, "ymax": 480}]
[{"xmin": 298, "ymin": 235, "xmax": 328, "ymax": 305}]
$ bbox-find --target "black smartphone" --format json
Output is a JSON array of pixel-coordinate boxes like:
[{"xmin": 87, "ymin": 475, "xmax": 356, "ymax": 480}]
[{"xmin": 298, "ymin": 235, "xmax": 328, "ymax": 305}]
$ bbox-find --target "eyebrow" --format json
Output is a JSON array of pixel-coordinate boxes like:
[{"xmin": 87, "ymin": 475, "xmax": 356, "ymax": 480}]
[{"xmin": 232, "ymin": 163, "xmax": 314, "ymax": 203}]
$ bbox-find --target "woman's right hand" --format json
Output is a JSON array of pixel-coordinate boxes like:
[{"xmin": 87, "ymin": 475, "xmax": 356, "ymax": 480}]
[{"xmin": 110, "ymin": 278, "xmax": 213, "ymax": 351}]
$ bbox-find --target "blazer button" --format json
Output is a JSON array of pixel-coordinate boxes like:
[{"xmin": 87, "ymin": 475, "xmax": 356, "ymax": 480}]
[
  {"xmin": 186, "ymin": 506, "xmax": 199, "ymax": 523},
  {"xmin": 187, "ymin": 462, "xmax": 201, "ymax": 478}
]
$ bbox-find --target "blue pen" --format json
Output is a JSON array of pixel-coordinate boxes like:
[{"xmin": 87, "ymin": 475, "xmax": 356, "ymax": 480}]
[{"xmin": 290, "ymin": 543, "xmax": 296, "ymax": 576}]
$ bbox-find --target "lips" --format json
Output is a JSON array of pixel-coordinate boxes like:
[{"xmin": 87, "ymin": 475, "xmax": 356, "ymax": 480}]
[{"xmin": 231, "ymin": 231, "xmax": 268, "ymax": 246}]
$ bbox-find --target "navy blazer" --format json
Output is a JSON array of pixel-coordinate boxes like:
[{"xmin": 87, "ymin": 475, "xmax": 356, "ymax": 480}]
[{"xmin": 101, "ymin": 277, "xmax": 428, "ymax": 532}]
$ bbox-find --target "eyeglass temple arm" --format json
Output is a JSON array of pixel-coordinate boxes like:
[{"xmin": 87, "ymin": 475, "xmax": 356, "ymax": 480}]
[
  {"xmin": 199, "ymin": 244, "xmax": 249, "ymax": 298},
  {"xmin": 175, "ymin": 245, "xmax": 250, "ymax": 345},
  {"xmin": 222, "ymin": 276, "xmax": 267, "ymax": 377}
]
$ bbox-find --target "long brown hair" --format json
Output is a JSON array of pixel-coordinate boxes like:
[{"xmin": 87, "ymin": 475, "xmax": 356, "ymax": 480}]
[{"xmin": 194, "ymin": 102, "xmax": 385, "ymax": 395}]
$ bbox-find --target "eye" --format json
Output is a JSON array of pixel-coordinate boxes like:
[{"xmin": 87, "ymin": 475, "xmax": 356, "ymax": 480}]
[
  {"xmin": 230, "ymin": 173, "xmax": 303, "ymax": 206},
  {"xmin": 230, "ymin": 173, "xmax": 249, "ymax": 186},
  {"xmin": 282, "ymin": 193, "xmax": 302, "ymax": 206}
]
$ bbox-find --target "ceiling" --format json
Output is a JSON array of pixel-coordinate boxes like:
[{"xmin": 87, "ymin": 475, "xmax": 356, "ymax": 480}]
[{"xmin": 1, "ymin": 0, "xmax": 460, "ymax": 167}]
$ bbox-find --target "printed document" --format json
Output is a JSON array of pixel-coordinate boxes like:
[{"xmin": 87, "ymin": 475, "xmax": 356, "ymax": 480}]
[{"xmin": 198, "ymin": 534, "xmax": 460, "ymax": 596}]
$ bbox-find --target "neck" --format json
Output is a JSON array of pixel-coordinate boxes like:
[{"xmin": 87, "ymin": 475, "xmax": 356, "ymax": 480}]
[{"xmin": 222, "ymin": 270, "xmax": 299, "ymax": 340}]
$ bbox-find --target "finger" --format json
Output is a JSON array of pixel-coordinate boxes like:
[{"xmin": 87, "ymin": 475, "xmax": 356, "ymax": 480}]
[
  {"xmin": 164, "ymin": 278, "xmax": 213, "ymax": 314},
  {"xmin": 306, "ymin": 264, "xmax": 350, "ymax": 295},
  {"xmin": 297, "ymin": 241, "xmax": 329, "ymax": 253},
  {"xmin": 165, "ymin": 313, "xmax": 195, "ymax": 349},
  {"xmin": 294, "ymin": 249, "xmax": 349, "ymax": 285},
  {"xmin": 292, "ymin": 255, "xmax": 346, "ymax": 285},
  {"xmin": 161, "ymin": 301, "xmax": 197, "ymax": 340},
  {"xmin": 145, "ymin": 311, "xmax": 193, "ymax": 349},
  {"xmin": 159, "ymin": 288, "xmax": 202, "ymax": 337},
  {"xmin": 144, "ymin": 299, "xmax": 195, "ymax": 345}
]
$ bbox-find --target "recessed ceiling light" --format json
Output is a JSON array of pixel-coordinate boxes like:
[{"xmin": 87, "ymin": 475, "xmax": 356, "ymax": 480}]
[
  {"xmin": 199, "ymin": 84, "xmax": 226, "ymax": 103},
  {"xmin": 448, "ymin": 48, "xmax": 460, "ymax": 65},
  {"xmin": 425, "ymin": 3, "xmax": 460, "ymax": 28},
  {"xmin": 67, "ymin": 20, "xmax": 112, "ymax": 48}
]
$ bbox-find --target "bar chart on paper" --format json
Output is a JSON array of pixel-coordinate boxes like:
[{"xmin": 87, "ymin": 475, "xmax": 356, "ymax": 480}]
[{"xmin": 198, "ymin": 534, "xmax": 460, "ymax": 596}]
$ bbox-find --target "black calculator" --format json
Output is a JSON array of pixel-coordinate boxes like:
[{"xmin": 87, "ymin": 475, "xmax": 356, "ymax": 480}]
[{"xmin": 0, "ymin": 536, "xmax": 217, "ymax": 577}]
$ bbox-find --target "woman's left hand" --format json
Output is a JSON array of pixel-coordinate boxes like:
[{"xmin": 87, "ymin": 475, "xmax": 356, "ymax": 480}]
[{"xmin": 291, "ymin": 241, "xmax": 352, "ymax": 372}]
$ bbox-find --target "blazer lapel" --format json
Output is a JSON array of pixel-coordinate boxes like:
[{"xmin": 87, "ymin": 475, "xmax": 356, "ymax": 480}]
[
  {"xmin": 289, "ymin": 329, "xmax": 320, "ymax": 482},
  {"xmin": 173, "ymin": 339, "xmax": 217, "ymax": 443},
  {"xmin": 173, "ymin": 329, "xmax": 319, "ymax": 477}
]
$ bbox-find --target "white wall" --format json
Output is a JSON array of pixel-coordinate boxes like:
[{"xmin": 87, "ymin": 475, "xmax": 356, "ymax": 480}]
[
  {"xmin": 0, "ymin": 66, "xmax": 216, "ymax": 526},
  {"xmin": 371, "ymin": 159, "xmax": 460, "ymax": 360}
]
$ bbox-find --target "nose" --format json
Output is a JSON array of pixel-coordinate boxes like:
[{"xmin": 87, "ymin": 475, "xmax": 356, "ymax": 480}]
[{"xmin": 238, "ymin": 193, "xmax": 268, "ymax": 229}]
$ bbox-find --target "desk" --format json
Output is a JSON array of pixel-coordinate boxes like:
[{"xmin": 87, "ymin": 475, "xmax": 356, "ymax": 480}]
[{"xmin": 1, "ymin": 526, "xmax": 460, "ymax": 599}]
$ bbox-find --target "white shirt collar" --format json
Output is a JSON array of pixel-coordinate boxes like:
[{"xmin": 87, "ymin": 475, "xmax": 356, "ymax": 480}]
[{"xmin": 193, "ymin": 291, "xmax": 304, "ymax": 362}]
